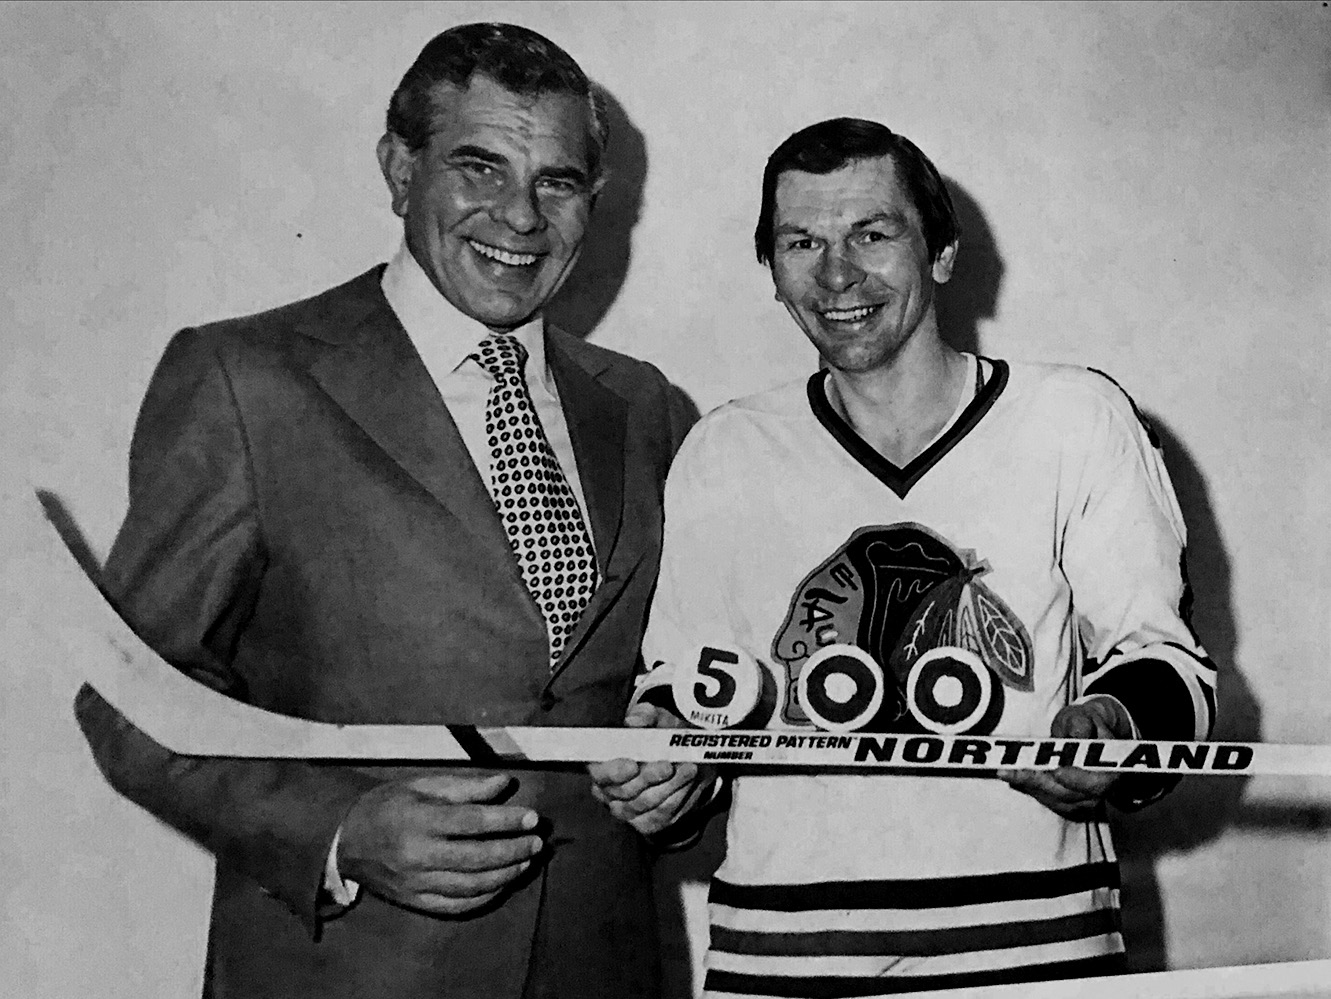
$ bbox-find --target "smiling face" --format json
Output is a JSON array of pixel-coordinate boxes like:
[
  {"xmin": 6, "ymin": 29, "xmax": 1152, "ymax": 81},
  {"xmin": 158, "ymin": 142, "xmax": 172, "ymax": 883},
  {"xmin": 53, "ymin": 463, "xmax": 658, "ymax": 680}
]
[
  {"xmin": 770, "ymin": 156, "xmax": 956, "ymax": 374},
  {"xmin": 378, "ymin": 74, "xmax": 598, "ymax": 331}
]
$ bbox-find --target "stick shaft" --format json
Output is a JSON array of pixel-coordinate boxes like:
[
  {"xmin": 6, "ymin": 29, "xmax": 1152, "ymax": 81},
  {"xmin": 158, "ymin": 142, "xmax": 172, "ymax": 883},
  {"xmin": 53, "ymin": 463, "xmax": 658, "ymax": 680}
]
[{"xmin": 42, "ymin": 491, "xmax": 1325, "ymax": 776}]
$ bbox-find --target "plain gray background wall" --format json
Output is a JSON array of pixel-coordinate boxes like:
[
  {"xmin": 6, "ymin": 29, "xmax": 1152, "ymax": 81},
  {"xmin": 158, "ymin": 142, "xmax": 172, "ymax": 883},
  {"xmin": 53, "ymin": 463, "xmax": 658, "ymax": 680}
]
[{"xmin": 3, "ymin": 2, "xmax": 1329, "ymax": 995}]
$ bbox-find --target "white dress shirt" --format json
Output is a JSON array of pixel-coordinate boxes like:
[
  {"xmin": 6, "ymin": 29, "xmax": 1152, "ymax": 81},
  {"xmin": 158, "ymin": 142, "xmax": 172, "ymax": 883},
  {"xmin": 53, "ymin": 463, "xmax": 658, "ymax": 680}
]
[
  {"xmin": 380, "ymin": 239, "xmax": 592, "ymax": 521},
  {"xmin": 324, "ymin": 241, "xmax": 595, "ymax": 905}
]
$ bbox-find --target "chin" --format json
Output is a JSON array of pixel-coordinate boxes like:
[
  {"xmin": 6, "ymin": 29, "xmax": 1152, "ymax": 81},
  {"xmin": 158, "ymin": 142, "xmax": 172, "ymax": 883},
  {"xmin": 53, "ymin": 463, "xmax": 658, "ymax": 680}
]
[
  {"xmin": 479, "ymin": 311, "xmax": 536, "ymax": 332},
  {"xmin": 464, "ymin": 292, "xmax": 542, "ymax": 330},
  {"xmin": 820, "ymin": 342, "xmax": 900, "ymax": 375}
]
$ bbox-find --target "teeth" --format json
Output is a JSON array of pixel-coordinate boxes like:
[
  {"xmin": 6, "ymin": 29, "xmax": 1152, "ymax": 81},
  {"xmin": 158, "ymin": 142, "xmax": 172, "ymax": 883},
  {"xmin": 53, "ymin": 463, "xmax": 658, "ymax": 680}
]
[
  {"xmin": 468, "ymin": 240, "xmax": 539, "ymax": 266},
  {"xmin": 823, "ymin": 305, "xmax": 877, "ymax": 322}
]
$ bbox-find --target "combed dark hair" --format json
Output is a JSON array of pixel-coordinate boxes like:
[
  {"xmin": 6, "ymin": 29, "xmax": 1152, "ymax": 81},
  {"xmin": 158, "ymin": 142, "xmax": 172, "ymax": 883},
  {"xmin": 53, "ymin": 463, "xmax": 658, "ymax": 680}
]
[
  {"xmin": 754, "ymin": 118, "xmax": 959, "ymax": 266},
  {"xmin": 387, "ymin": 23, "xmax": 609, "ymax": 178}
]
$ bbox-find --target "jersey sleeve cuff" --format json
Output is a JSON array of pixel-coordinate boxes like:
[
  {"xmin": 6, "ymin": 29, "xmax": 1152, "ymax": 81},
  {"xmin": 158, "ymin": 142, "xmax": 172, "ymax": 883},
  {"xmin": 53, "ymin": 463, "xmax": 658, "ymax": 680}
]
[
  {"xmin": 629, "ymin": 662, "xmax": 679, "ymax": 717},
  {"xmin": 1082, "ymin": 652, "xmax": 1210, "ymax": 741},
  {"xmin": 320, "ymin": 825, "xmax": 360, "ymax": 911}
]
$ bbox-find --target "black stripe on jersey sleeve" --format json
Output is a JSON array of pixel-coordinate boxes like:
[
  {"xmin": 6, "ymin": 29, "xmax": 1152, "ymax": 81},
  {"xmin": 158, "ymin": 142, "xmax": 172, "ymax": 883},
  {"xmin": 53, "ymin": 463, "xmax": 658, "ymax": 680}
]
[
  {"xmin": 1200, "ymin": 682, "xmax": 1217, "ymax": 738},
  {"xmin": 710, "ymin": 908, "xmax": 1119, "ymax": 958},
  {"xmin": 1083, "ymin": 657, "xmax": 1199, "ymax": 740},
  {"xmin": 635, "ymin": 681, "xmax": 680, "ymax": 714},
  {"xmin": 703, "ymin": 953, "xmax": 1126, "ymax": 997},
  {"xmin": 710, "ymin": 861, "xmax": 1119, "ymax": 912},
  {"xmin": 1163, "ymin": 640, "xmax": 1219, "ymax": 671},
  {"xmin": 1082, "ymin": 642, "xmax": 1217, "ymax": 681}
]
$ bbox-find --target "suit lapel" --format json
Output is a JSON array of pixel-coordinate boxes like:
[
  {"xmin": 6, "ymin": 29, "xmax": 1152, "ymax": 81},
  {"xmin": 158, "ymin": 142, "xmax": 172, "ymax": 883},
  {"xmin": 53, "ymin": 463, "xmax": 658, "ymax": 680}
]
[
  {"xmin": 299, "ymin": 280, "xmax": 517, "ymax": 573},
  {"xmin": 546, "ymin": 331, "xmax": 633, "ymax": 679},
  {"xmin": 548, "ymin": 333, "xmax": 627, "ymax": 578},
  {"xmin": 296, "ymin": 280, "xmax": 632, "ymax": 678}
]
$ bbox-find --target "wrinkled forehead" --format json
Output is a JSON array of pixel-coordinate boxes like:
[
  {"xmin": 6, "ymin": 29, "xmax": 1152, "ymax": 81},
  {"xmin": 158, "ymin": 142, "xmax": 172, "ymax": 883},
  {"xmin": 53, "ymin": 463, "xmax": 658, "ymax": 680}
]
[
  {"xmin": 773, "ymin": 155, "xmax": 918, "ymax": 226},
  {"xmin": 424, "ymin": 75, "xmax": 595, "ymax": 163}
]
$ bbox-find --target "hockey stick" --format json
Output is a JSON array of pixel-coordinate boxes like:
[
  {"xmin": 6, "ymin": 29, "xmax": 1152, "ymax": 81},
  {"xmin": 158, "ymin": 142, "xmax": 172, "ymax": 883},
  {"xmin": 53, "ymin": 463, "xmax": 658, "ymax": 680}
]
[
  {"xmin": 877, "ymin": 958, "xmax": 1331, "ymax": 999},
  {"xmin": 38, "ymin": 490, "xmax": 1331, "ymax": 776}
]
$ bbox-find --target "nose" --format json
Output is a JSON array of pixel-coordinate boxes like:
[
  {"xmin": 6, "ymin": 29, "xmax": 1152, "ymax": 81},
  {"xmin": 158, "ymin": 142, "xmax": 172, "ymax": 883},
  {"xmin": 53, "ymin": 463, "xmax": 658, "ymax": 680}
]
[
  {"xmin": 491, "ymin": 181, "xmax": 546, "ymax": 235},
  {"xmin": 816, "ymin": 246, "xmax": 864, "ymax": 293}
]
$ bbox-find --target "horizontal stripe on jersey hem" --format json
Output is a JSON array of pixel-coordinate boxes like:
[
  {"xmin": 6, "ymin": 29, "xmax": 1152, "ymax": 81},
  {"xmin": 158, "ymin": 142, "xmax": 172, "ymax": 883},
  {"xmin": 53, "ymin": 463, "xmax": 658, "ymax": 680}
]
[
  {"xmin": 710, "ymin": 861, "xmax": 1120, "ymax": 911},
  {"xmin": 703, "ymin": 953, "xmax": 1126, "ymax": 997},
  {"xmin": 710, "ymin": 887, "xmax": 1119, "ymax": 934},
  {"xmin": 706, "ymin": 933, "xmax": 1123, "ymax": 980},
  {"xmin": 710, "ymin": 908, "xmax": 1119, "ymax": 957}
]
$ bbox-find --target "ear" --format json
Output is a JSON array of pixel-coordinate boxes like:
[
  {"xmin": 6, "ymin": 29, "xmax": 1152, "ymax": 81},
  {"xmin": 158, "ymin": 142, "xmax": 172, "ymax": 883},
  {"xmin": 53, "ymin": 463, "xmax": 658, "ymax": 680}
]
[
  {"xmin": 376, "ymin": 132, "xmax": 416, "ymax": 219},
  {"xmin": 589, "ymin": 165, "xmax": 610, "ymax": 202},
  {"xmin": 931, "ymin": 240, "xmax": 959, "ymax": 285}
]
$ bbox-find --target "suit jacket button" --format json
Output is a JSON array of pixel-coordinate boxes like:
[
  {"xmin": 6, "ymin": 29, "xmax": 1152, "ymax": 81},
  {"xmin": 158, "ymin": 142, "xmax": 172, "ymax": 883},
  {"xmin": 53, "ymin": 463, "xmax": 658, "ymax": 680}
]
[{"xmin": 539, "ymin": 691, "xmax": 559, "ymax": 711}]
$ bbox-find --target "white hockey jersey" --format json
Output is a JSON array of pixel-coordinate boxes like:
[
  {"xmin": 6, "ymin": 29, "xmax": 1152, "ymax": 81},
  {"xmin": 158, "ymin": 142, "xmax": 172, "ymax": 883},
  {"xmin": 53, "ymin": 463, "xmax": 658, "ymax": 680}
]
[{"xmin": 641, "ymin": 356, "xmax": 1216, "ymax": 997}]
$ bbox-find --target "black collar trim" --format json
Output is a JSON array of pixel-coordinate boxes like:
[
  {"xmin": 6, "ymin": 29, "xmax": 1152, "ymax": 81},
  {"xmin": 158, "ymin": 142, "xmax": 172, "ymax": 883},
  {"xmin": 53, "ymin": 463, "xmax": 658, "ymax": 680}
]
[{"xmin": 807, "ymin": 358, "xmax": 1009, "ymax": 499}]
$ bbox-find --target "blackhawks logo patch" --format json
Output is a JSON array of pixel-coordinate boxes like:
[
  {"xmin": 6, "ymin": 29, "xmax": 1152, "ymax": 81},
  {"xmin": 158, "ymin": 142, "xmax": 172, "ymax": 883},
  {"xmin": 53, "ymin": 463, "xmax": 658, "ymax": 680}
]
[{"xmin": 771, "ymin": 524, "xmax": 1034, "ymax": 734}]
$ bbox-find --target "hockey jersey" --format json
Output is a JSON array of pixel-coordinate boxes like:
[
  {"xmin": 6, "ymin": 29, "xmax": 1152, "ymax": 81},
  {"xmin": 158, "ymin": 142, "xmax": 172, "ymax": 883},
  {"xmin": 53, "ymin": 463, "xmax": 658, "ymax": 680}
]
[{"xmin": 641, "ymin": 356, "xmax": 1216, "ymax": 997}]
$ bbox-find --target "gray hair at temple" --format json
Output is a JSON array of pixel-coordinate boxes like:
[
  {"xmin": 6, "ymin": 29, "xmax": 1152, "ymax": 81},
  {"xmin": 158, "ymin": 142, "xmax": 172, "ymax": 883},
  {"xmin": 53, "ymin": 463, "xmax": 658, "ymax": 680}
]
[{"xmin": 386, "ymin": 23, "xmax": 610, "ymax": 180}]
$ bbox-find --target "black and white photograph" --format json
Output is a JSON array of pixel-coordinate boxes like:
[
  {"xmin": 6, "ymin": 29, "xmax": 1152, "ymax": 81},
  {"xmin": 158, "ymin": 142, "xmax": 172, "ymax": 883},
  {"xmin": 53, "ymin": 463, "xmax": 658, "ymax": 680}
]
[{"xmin": 2, "ymin": 3, "xmax": 1328, "ymax": 997}]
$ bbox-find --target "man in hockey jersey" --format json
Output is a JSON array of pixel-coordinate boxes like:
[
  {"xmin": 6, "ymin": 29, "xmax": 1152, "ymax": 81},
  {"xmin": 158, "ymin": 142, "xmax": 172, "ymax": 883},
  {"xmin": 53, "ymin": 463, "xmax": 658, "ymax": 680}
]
[{"xmin": 589, "ymin": 118, "xmax": 1216, "ymax": 995}]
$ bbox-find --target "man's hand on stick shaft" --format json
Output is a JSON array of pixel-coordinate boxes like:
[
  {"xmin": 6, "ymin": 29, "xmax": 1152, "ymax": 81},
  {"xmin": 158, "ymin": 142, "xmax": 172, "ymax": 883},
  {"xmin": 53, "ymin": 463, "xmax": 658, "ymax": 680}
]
[
  {"xmin": 997, "ymin": 697, "xmax": 1133, "ymax": 819},
  {"xmin": 588, "ymin": 703, "xmax": 717, "ymax": 836}
]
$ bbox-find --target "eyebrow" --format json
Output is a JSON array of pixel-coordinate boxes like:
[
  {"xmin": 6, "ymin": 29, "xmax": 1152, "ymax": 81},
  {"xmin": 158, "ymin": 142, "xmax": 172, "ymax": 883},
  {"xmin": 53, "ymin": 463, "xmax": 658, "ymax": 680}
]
[
  {"xmin": 446, "ymin": 144, "xmax": 507, "ymax": 166},
  {"xmin": 773, "ymin": 210, "xmax": 910, "ymax": 238},
  {"xmin": 538, "ymin": 164, "xmax": 591, "ymax": 185},
  {"xmin": 445, "ymin": 144, "xmax": 589, "ymax": 186},
  {"xmin": 850, "ymin": 210, "xmax": 909, "ymax": 229}
]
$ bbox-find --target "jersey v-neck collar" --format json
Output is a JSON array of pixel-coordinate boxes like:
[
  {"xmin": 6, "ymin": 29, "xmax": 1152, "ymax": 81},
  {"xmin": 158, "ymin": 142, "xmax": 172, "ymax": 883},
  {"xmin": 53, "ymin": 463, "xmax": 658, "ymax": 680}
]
[{"xmin": 807, "ymin": 356, "xmax": 1010, "ymax": 499}]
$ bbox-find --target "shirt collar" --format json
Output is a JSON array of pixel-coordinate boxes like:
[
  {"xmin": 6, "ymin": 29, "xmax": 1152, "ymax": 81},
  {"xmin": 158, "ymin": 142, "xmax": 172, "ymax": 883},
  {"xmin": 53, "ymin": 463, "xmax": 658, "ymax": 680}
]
[{"xmin": 381, "ymin": 239, "xmax": 550, "ymax": 386}]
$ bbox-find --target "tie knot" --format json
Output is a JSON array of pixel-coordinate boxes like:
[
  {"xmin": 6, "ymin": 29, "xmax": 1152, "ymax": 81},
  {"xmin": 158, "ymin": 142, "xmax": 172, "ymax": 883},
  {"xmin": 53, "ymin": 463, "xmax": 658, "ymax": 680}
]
[{"xmin": 473, "ymin": 335, "xmax": 528, "ymax": 382}]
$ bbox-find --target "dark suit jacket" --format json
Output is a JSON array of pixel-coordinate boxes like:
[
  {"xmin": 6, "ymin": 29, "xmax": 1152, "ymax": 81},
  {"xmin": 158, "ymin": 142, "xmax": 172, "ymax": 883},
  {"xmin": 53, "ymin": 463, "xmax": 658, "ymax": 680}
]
[{"xmin": 75, "ymin": 266, "xmax": 695, "ymax": 999}]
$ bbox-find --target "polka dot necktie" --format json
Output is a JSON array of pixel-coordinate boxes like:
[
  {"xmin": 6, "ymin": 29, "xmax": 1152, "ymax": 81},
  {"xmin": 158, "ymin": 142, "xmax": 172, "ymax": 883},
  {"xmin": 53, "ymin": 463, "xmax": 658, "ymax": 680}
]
[{"xmin": 473, "ymin": 334, "xmax": 598, "ymax": 669}]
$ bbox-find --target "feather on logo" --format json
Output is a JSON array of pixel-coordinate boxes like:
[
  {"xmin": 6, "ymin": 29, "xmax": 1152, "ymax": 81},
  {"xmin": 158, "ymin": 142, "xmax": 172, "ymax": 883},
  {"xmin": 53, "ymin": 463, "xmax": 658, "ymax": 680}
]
[{"xmin": 772, "ymin": 524, "xmax": 1033, "ymax": 734}]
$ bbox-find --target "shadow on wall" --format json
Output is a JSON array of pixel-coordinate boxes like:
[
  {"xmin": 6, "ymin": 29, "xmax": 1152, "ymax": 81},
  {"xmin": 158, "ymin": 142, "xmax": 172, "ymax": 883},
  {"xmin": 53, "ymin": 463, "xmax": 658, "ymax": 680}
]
[
  {"xmin": 932, "ymin": 180, "xmax": 1272, "ymax": 974},
  {"xmin": 936, "ymin": 177, "xmax": 1004, "ymax": 357},
  {"xmin": 547, "ymin": 83, "xmax": 699, "ymax": 427},
  {"xmin": 547, "ymin": 84, "xmax": 647, "ymax": 340},
  {"xmin": 1109, "ymin": 415, "xmax": 1265, "ymax": 971}
]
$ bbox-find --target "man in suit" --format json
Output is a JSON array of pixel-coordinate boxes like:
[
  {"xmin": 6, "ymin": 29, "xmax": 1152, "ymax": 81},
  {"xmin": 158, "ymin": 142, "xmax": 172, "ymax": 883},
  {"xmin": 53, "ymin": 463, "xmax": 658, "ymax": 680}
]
[{"xmin": 75, "ymin": 23, "xmax": 692, "ymax": 999}]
